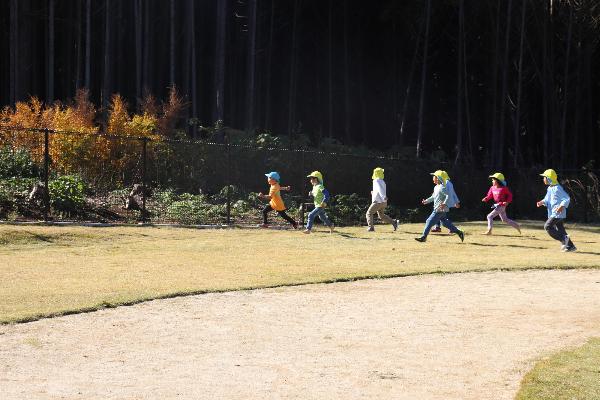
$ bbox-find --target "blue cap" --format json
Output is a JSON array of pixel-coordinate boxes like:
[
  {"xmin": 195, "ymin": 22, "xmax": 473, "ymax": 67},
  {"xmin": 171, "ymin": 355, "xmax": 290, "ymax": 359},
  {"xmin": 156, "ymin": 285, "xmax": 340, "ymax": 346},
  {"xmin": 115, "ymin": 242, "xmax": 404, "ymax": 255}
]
[{"xmin": 265, "ymin": 171, "xmax": 280, "ymax": 182}]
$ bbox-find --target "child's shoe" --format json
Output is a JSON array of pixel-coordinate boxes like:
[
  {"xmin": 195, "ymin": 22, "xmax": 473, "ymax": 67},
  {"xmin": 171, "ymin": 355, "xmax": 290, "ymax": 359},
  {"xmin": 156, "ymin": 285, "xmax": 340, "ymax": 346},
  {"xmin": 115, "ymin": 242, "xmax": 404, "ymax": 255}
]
[
  {"xmin": 484, "ymin": 230, "xmax": 492, "ymax": 235},
  {"xmin": 414, "ymin": 236, "xmax": 426, "ymax": 242},
  {"xmin": 457, "ymin": 230, "xmax": 465, "ymax": 242},
  {"xmin": 563, "ymin": 235, "xmax": 571, "ymax": 248},
  {"xmin": 329, "ymin": 224, "xmax": 335, "ymax": 233},
  {"xmin": 303, "ymin": 229, "xmax": 311, "ymax": 234},
  {"xmin": 563, "ymin": 245, "xmax": 577, "ymax": 252},
  {"xmin": 392, "ymin": 220, "xmax": 399, "ymax": 231},
  {"xmin": 430, "ymin": 227, "xmax": 442, "ymax": 233},
  {"xmin": 366, "ymin": 226, "xmax": 375, "ymax": 232}
]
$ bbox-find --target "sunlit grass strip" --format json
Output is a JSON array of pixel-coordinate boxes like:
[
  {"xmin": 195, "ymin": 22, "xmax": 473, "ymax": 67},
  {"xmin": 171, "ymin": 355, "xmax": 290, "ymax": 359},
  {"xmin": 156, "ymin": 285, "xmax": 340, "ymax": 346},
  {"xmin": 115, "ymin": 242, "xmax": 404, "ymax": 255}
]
[
  {"xmin": 1, "ymin": 222, "xmax": 599, "ymax": 324},
  {"xmin": 515, "ymin": 338, "xmax": 600, "ymax": 400}
]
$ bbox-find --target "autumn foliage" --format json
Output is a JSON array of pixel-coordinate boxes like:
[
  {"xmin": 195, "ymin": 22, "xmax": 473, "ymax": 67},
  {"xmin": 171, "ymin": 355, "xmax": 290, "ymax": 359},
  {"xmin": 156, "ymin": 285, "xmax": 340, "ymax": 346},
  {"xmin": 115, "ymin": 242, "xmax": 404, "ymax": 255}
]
[{"xmin": 0, "ymin": 88, "xmax": 184, "ymax": 188}]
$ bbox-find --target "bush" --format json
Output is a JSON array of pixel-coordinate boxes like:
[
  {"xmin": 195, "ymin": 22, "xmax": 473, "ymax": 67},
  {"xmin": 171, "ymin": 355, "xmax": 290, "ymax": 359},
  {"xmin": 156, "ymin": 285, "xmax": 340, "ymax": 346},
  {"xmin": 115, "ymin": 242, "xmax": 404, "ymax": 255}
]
[
  {"xmin": 48, "ymin": 175, "xmax": 86, "ymax": 215},
  {"xmin": 0, "ymin": 146, "xmax": 38, "ymax": 179},
  {"xmin": 330, "ymin": 193, "xmax": 370, "ymax": 226}
]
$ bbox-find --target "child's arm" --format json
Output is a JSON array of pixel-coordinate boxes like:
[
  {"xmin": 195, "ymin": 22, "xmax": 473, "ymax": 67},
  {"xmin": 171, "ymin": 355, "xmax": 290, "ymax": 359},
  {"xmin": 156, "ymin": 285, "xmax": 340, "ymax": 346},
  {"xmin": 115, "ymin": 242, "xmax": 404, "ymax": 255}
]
[
  {"xmin": 536, "ymin": 190, "xmax": 550, "ymax": 208},
  {"xmin": 281, "ymin": 186, "xmax": 291, "ymax": 191},
  {"xmin": 500, "ymin": 187, "xmax": 513, "ymax": 206},
  {"xmin": 481, "ymin": 187, "xmax": 493, "ymax": 202}
]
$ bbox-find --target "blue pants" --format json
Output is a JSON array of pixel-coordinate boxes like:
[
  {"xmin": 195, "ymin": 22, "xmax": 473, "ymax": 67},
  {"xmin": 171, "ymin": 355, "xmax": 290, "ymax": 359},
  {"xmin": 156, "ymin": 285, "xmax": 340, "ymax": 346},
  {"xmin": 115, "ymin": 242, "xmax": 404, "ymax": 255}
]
[
  {"xmin": 306, "ymin": 207, "xmax": 332, "ymax": 230},
  {"xmin": 422, "ymin": 211, "xmax": 460, "ymax": 238}
]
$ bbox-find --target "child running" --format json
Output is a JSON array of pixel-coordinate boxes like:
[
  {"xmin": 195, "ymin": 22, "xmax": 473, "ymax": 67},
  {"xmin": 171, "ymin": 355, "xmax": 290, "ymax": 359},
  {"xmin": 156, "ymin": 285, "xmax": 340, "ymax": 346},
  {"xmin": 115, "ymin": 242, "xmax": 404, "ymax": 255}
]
[
  {"xmin": 366, "ymin": 167, "xmax": 399, "ymax": 232},
  {"xmin": 304, "ymin": 171, "xmax": 334, "ymax": 234},
  {"xmin": 415, "ymin": 170, "xmax": 464, "ymax": 243},
  {"xmin": 536, "ymin": 169, "xmax": 577, "ymax": 252},
  {"xmin": 431, "ymin": 170, "xmax": 460, "ymax": 233},
  {"xmin": 258, "ymin": 171, "xmax": 298, "ymax": 229},
  {"xmin": 481, "ymin": 172, "xmax": 521, "ymax": 235}
]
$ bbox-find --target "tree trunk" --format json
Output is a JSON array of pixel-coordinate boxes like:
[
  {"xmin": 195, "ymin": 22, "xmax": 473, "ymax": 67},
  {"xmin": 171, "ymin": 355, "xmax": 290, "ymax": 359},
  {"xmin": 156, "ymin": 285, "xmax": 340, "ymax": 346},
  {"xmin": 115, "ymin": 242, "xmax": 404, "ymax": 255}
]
[
  {"xmin": 264, "ymin": 0, "xmax": 275, "ymax": 130},
  {"xmin": 103, "ymin": 0, "xmax": 112, "ymax": 110},
  {"xmin": 134, "ymin": 0, "xmax": 142, "ymax": 105},
  {"xmin": 489, "ymin": 1, "xmax": 502, "ymax": 166},
  {"xmin": 343, "ymin": 0, "xmax": 351, "ymax": 143},
  {"xmin": 245, "ymin": 0, "xmax": 257, "ymax": 133},
  {"xmin": 542, "ymin": 1, "xmax": 549, "ymax": 164},
  {"xmin": 287, "ymin": 0, "xmax": 299, "ymax": 144},
  {"xmin": 189, "ymin": 0, "xmax": 197, "ymax": 124},
  {"xmin": 559, "ymin": 6, "xmax": 573, "ymax": 169},
  {"xmin": 416, "ymin": 0, "xmax": 432, "ymax": 159},
  {"xmin": 455, "ymin": 0, "xmax": 464, "ymax": 165},
  {"xmin": 170, "ymin": 0, "xmax": 176, "ymax": 86},
  {"xmin": 214, "ymin": 0, "xmax": 227, "ymax": 123},
  {"xmin": 497, "ymin": 0, "xmax": 513, "ymax": 167},
  {"xmin": 75, "ymin": 0, "xmax": 83, "ymax": 90},
  {"xmin": 47, "ymin": 0, "xmax": 55, "ymax": 103},
  {"xmin": 399, "ymin": 17, "xmax": 423, "ymax": 150},
  {"xmin": 85, "ymin": 0, "xmax": 91, "ymax": 89},
  {"xmin": 328, "ymin": 0, "xmax": 333, "ymax": 138},
  {"xmin": 513, "ymin": 0, "xmax": 527, "ymax": 167},
  {"xmin": 143, "ymin": 0, "xmax": 152, "ymax": 94},
  {"xmin": 9, "ymin": 0, "xmax": 19, "ymax": 104}
]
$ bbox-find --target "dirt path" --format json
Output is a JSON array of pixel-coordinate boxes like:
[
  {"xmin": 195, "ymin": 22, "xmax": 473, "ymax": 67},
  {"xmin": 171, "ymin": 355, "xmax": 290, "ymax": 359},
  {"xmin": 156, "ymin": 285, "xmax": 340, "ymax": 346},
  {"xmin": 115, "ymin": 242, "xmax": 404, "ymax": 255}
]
[{"xmin": 1, "ymin": 269, "xmax": 600, "ymax": 400}]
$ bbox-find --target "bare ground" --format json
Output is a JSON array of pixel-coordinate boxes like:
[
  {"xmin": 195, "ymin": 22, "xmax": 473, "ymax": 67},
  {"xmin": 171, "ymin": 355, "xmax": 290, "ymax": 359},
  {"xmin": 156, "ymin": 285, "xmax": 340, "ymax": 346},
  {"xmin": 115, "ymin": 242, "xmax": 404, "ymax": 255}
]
[{"xmin": 1, "ymin": 269, "xmax": 600, "ymax": 400}]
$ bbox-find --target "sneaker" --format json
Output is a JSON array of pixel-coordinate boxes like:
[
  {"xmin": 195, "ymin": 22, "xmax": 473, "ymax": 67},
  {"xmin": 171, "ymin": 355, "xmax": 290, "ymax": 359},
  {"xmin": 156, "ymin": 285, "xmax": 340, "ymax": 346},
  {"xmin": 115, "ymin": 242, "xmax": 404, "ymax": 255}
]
[
  {"xmin": 303, "ymin": 229, "xmax": 311, "ymax": 234},
  {"xmin": 484, "ymin": 230, "xmax": 492, "ymax": 235},
  {"xmin": 367, "ymin": 226, "xmax": 375, "ymax": 232},
  {"xmin": 258, "ymin": 223, "xmax": 269, "ymax": 228},
  {"xmin": 563, "ymin": 235, "xmax": 571, "ymax": 248},
  {"xmin": 430, "ymin": 227, "xmax": 442, "ymax": 233},
  {"xmin": 562, "ymin": 245, "xmax": 577, "ymax": 252},
  {"xmin": 414, "ymin": 236, "xmax": 426, "ymax": 242},
  {"xmin": 392, "ymin": 220, "xmax": 399, "ymax": 232},
  {"xmin": 457, "ymin": 230, "xmax": 465, "ymax": 242},
  {"xmin": 329, "ymin": 224, "xmax": 335, "ymax": 233}
]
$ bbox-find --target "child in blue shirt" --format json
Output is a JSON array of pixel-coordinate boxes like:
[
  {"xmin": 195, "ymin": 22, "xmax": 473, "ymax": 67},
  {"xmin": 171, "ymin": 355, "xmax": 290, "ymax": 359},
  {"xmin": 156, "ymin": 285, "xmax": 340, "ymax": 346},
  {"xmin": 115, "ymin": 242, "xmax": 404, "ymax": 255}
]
[
  {"xmin": 430, "ymin": 170, "xmax": 460, "ymax": 233},
  {"xmin": 536, "ymin": 169, "xmax": 576, "ymax": 252},
  {"xmin": 415, "ymin": 170, "xmax": 464, "ymax": 243}
]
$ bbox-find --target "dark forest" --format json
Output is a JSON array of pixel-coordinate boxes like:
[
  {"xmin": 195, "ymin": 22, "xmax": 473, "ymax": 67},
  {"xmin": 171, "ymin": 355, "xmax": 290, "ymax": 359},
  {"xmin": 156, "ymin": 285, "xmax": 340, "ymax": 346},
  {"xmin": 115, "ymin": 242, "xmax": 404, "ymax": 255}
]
[{"xmin": 1, "ymin": 0, "xmax": 599, "ymax": 168}]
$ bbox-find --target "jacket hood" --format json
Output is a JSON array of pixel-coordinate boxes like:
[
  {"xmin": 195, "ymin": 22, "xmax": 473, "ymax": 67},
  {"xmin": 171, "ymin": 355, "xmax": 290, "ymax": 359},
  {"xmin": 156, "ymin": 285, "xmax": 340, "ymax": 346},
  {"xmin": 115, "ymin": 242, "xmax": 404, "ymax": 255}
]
[
  {"xmin": 489, "ymin": 172, "xmax": 506, "ymax": 186},
  {"xmin": 430, "ymin": 170, "xmax": 446, "ymax": 185},
  {"xmin": 372, "ymin": 167, "xmax": 384, "ymax": 180},
  {"xmin": 540, "ymin": 169, "xmax": 558, "ymax": 185}
]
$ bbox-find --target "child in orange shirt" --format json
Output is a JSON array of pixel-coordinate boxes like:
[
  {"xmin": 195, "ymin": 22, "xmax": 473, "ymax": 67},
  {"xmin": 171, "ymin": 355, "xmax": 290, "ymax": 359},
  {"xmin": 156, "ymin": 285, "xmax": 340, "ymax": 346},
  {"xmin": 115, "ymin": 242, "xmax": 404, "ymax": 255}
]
[{"xmin": 258, "ymin": 172, "xmax": 298, "ymax": 229}]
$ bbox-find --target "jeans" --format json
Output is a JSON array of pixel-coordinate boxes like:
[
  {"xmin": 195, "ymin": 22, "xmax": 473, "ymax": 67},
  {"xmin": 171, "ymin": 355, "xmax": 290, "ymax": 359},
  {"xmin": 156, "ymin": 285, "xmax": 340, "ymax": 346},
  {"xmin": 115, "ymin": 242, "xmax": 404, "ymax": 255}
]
[
  {"xmin": 306, "ymin": 207, "xmax": 332, "ymax": 230},
  {"xmin": 422, "ymin": 211, "xmax": 460, "ymax": 238}
]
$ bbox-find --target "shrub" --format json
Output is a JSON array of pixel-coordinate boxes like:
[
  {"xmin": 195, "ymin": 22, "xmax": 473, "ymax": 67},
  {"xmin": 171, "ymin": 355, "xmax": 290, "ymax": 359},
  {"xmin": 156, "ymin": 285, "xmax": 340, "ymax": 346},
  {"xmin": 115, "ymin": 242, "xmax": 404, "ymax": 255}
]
[
  {"xmin": 48, "ymin": 175, "xmax": 86, "ymax": 215},
  {"xmin": 0, "ymin": 146, "xmax": 39, "ymax": 179},
  {"xmin": 330, "ymin": 193, "xmax": 370, "ymax": 226}
]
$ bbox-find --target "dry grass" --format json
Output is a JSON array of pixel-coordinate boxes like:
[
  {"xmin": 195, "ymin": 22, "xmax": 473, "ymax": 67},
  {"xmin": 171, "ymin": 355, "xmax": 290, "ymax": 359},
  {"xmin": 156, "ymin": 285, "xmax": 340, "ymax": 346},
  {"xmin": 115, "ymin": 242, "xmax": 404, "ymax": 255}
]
[
  {"xmin": 1, "ymin": 221, "xmax": 599, "ymax": 324},
  {"xmin": 516, "ymin": 338, "xmax": 600, "ymax": 400}
]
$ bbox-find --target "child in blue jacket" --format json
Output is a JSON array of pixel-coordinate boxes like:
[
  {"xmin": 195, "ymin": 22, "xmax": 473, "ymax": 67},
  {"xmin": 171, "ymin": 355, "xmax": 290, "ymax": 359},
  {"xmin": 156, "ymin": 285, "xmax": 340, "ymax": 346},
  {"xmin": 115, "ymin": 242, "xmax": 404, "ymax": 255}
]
[{"xmin": 536, "ymin": 169, "xmax": 576, "ymax": 252}]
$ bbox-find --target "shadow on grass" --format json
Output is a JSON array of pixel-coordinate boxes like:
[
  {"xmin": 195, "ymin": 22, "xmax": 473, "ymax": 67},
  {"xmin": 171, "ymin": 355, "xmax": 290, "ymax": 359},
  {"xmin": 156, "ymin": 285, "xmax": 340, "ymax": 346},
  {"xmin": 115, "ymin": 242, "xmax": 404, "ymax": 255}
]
[{"xmin": 467, "ymin": 242, "xmax": 547, "ymax": 250}]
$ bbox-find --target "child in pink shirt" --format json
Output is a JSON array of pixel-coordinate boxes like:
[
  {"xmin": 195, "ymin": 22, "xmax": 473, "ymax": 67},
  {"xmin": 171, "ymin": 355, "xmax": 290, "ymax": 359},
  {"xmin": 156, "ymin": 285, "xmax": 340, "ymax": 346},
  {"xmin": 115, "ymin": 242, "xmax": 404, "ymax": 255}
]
[{"xmin": 481, "ymin": 173, "xmax": 521, "ymax": 235}]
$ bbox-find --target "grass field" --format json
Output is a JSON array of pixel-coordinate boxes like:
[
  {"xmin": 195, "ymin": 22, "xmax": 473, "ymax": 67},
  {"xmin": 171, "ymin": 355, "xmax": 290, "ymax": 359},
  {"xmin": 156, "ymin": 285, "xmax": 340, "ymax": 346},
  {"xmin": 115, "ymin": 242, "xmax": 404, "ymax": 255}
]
[
  {"xmin": 516, "ymin": 338, "xmax": 600, "ymax": 400},
  {"xmin": 1, "ymin": 220, "xmax": 599, "ymax": 324}
]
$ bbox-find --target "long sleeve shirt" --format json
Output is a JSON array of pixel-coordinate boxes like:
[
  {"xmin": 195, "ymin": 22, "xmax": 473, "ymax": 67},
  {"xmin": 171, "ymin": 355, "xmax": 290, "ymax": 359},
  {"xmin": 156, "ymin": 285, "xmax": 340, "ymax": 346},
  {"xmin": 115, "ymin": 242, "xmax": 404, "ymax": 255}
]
[
  {"xmin": 541, "ymin": 184, "xmax": 570, "ymax": 218},
  {"xmin": 371, "ymin": 178, "xmax": 387, "ymax": 203},
  {"xmin": 444, "ymin": 180, "xmax": 460, "ymax": 208},
  {"xmin": 424, "ymin": 184, "xmax": 448, "ymax": 211},
  {"xmin": 311, "ymin": 183, "xmax": 327, "ymax": 207},
  {"xmin": 483, "ymin": 186, "xmax": 513, "ymax": 206}
]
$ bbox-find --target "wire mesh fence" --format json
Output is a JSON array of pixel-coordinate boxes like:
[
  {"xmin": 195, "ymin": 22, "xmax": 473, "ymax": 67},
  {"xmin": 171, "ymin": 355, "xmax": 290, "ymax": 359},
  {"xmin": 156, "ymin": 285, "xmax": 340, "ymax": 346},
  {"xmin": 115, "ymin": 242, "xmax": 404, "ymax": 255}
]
[{"xmin": 1, "ymin": 126, "xmax": 599, "ymax": 226}]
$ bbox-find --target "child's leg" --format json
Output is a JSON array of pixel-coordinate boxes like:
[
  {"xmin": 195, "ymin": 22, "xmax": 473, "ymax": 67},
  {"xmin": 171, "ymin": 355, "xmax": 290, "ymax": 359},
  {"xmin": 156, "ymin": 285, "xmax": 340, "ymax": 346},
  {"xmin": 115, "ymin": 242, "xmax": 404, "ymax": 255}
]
[
  {"xmin": 306, "ymin": 207, "xmax": 319, "ymax": 230},
  {"xmin": 262, "ymin": 205, "xmax": 273, "ymax": 224},
  {"xmin": 277, "ymin": 210, "xmax": 297, "ymax": 227},
  {"xmin": 544, "ymin": 217, "xmax": 566, "ymax": 242},
  {"xmin": 553, "ymin": 219, "xmax": 575, "ymax": 247},
  {"xmin": 316, "ymin": 207, "xmax": 333, "ymax": 227},
  {"xmin": 440, "ymin": 214, "xmax": 460, "ymax": 233},
  {"xmin": 376, "ymin": 202, "xmax": 395, "ymax": 225},
  {"xmin": 421, "ymin": 211, "xmax": 442, "ymax": 238},
  {"xmin": 366, "ymin": 203, "xmax": 378, "ymax": 228},
  {"xmin": 496, "ymin": 206, "xmax": 521, "ymax": 232},
  {"xmin": 486, "ymin": 208, "xmax": 500, "ymax": 231}
]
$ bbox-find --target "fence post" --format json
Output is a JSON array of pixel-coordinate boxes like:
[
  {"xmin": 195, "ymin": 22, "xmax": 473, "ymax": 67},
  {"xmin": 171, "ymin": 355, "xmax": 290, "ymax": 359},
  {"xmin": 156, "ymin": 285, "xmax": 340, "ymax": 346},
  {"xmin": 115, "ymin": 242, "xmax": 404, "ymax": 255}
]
[
  {"xmin": 141, "ymin": 137, "xmax": 148, "ymax": 224},
  {"xmin": 43, "ymin": 128, "xmax": 50, "ymax": 221},
  {"xmin": 226, "ymin": 134, "xmax": 231, "ymax": 225}
]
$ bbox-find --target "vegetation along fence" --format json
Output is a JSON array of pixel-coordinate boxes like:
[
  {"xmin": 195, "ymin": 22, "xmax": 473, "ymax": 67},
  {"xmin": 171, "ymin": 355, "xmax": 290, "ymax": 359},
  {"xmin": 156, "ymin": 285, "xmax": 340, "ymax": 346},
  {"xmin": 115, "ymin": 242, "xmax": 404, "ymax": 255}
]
[{"xmin": 1, "ymin": 126, "xmax": 599, "ymax": 226}]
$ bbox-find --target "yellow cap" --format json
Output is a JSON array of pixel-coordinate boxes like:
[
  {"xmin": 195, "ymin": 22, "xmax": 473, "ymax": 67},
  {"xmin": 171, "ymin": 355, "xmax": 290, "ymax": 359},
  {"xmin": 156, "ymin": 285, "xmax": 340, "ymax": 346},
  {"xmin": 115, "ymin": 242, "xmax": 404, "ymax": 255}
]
[
  {"xmin": 540, "ymin": 169, "xmax": 558, "ymax": 185},
  {"xmin": 440, "ymin": 170, "xmax": 450, "ymax": 182},
  {"xmin": 489, "ymin": 172, "xmax": 505, "ymax": 182},
  {"xmin": 372, "ymin": 167, "xmax": 384, "ymax": 180},
  {"xmin": 430, "ymin": 170, "xmax": 446, "ymax": 184},
  {"xmin": 307, "ymin": 171, "xmax": 323, "ymax": 183}
]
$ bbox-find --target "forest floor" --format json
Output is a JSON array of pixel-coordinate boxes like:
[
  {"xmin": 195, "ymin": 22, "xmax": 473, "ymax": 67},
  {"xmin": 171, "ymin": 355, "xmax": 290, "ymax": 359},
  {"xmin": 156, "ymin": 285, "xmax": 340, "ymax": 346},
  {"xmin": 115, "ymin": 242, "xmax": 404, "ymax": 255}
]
[{"xmin": 1, "ymin": 268, "xmax": 600, "ymax": 399}]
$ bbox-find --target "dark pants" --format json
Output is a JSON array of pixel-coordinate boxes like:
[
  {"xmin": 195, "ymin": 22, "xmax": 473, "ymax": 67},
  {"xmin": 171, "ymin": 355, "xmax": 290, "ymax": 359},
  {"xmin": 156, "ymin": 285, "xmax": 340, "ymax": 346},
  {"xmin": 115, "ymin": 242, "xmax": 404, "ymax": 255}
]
[
  {"xmin": 263, "ymin": 205, "xmax": 296, "ymax": 226},
  {"xmin": 544, "ymin": 217, "xmax": 574, "ymax": 247}
]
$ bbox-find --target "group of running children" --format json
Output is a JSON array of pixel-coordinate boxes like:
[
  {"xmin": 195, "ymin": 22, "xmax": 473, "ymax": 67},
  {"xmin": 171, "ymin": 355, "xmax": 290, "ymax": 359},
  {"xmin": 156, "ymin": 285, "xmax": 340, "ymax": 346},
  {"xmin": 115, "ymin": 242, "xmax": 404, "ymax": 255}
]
[{"xmin": 257, "ymin": 167, "xmax": 577, "ymax": 252}]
